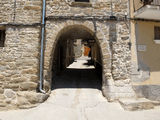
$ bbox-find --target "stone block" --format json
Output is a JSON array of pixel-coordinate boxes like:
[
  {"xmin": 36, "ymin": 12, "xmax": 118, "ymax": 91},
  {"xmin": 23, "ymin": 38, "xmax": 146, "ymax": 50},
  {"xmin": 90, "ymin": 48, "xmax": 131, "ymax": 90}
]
[
  {"xmin": 0, "ymin": 95, "xmax": 5, "ymax": 99},
  {"xmin": 10, "ymin": 77, "xmax": 24, "ymax": 83},
  {"xmin": 119, "ymin": 98, "xmax": 160, "ymax": 111},
  {"xmin": 36, "ymin": 93, "xmax": 49, "ymax": 103},
  {"xmin": 24, "ymin": 92, "xmax": 41, "ymax": 104},
  {"xmin": 20, "ymin": 82, "xmax": 38, "ymax": 91},
  {"xmin": 133, "ymin": 85, "xmax": 160, "ymax": 101},
  {"xmin": 21, "ymin": 68, "xmax": 38, "ymax": 74},
  {"xmin": 3, "ymin": 84, "xmax": 19, "ymax": 91},
  {"xmin": 0, "ymin": 88, "xmax": 4, "ymax": 94},
  {"xmin": 17, "ymin": 97, "xmax": 30, "ymax": 107},
  {"xmin": 17, "ymin": 91, "xmax": 49, "ymax": 104},
  {"xmin": 30, "ymin": 75, "xmax": 39, "ymax": 83},
  {"xmin": 103, "ymin": 54, "xmax": 110, "ymax": 60},
  {"xmin": 0, "ymin": 74, "xmax": 4, "ymax": 79},
  {"xmin": 0, "ymin": 102, "xmax": 6, "ymax": 107},
  {"xmin": 24, "ymin": 6, "xmax": 41, "ymax": 11},
  {"xmin": 4, "ymin": 89, "xmax": 16, "ymax": 99}
]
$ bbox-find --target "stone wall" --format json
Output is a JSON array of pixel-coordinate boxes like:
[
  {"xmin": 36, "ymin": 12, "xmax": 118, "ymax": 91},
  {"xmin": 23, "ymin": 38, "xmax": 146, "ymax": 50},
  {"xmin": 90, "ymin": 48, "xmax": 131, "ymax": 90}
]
[
  {"xmin": 0, "ymin": 0, "xmax": 49, "ymax": 110},
  {"xmin": 102, "ymin": 21, "xmax": 135, "ymax": 100},
  {"xmin": 111, "ymin": 22, "xmax": 131, "ymax": 81},
  {"xmin": 0, "ymin": 0, "xmax": 41, "ymax": 24},
  {"xmin": 0, "ymin": 27, "xmax": 40, "ymax": 92},
  {"xmin": 0, "ymin": 0, "xmax": 136, "ymax": 110},
  {"xmin": 0, "ymin": 27, "xmax": 50, "ymax": 110},
  {"xmin": 46, "ymin": 0, "xmax": 128, "ymax": 17},
  {"xmin": 44, "ymin": 20, "xmax": 135, "ymax": 101},
  {"xmin": 0, "ymin": 0, "xmax": 14, "ymax": 23}
]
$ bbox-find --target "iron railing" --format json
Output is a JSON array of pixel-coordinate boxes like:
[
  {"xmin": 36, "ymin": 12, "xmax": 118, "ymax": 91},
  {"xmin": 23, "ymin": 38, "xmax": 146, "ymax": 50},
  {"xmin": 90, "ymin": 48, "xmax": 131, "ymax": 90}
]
[
  {"xmin": 134, "ymin": 0, "xmax": 160, "ymax": 11},
  {"xmin": 141, "ymin": 0, "xmax": 153, "ymax": 5},
  {"xmin": 142, "ymin": 0, "xmax": 160, "ymax": 5}
]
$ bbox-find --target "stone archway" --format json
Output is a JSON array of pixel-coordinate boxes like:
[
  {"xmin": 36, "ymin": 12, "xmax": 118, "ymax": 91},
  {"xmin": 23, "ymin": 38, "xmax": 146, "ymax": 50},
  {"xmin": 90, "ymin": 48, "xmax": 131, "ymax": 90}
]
[{"xmin": 44, "ymin": 20, "xmax": 135, "ymax": 101}]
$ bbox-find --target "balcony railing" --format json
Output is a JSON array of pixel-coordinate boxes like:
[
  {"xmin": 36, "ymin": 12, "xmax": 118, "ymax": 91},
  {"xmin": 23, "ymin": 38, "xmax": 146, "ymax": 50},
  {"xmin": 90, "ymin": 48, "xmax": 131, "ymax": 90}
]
[
  {"xmin": 134, "ymin": 0, "xmax": 160, "ymax": 12},
  {"xmin": 141, "ymin": 0, "xmax": 153, "ymax": 5},
  {"xmin": 143, "ymin": 0, "xmax": 160, "ymax": 5},
  {"xmin": 133, "ymin": 0, "xmax": 160, "ymax": 20}
]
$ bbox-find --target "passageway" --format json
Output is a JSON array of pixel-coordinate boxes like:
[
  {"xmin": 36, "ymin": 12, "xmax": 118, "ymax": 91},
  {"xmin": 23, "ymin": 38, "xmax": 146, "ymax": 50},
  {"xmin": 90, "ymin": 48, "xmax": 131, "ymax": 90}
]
[
  {"xmin": 49, "ymin": 25, "xmax": 105, "ymax": 117},
  {"xmin": 51, "ymin": 25, "xmax": 102, "ymax": 90},
  {"xmin": 52, "ymin": 56, "xmax": 102, "ymax": 90}
]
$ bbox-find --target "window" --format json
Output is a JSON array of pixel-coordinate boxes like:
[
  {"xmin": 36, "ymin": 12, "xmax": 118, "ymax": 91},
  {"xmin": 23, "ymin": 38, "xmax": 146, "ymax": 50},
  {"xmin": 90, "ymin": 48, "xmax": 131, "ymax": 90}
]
[
  {"xmin": 75, "ymin": 0, "xmax": 89, "ymax": 2},
  {"xmin": 154, "ymin": 26, "xmax": 160, "ymax": 40},
  {"xmin": 0, "ymin": 30, "xmax": 6, "ymax": 47},
  {"xmin": 71, "ymin": 0, "xmax": 91, "ymax": 7}
]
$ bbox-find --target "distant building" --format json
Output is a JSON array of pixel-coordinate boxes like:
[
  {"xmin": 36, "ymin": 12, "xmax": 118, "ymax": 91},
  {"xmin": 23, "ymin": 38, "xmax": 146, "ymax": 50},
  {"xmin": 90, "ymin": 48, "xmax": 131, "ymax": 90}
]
[{"xmin": 130, "ymin": 0, "xmax": 160, "ymax": 101}]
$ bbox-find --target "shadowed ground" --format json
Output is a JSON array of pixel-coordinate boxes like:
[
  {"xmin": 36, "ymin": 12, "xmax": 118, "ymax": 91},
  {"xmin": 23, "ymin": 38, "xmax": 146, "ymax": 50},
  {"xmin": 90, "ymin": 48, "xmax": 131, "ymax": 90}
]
[
  {"xmin": 52, "ymin": 68, "xmax": 102, "ymax": 90},
  {"xmin": 52, "ymin": 57, "xmax": 102, "ymax": 90}
]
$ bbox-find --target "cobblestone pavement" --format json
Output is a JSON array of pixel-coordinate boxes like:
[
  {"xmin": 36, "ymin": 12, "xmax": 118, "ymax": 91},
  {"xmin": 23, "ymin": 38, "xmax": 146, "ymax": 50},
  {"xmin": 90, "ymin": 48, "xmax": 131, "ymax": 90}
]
[{"xmin": 0, "ymin": 57, "xmax": 160, "ymax": 120}]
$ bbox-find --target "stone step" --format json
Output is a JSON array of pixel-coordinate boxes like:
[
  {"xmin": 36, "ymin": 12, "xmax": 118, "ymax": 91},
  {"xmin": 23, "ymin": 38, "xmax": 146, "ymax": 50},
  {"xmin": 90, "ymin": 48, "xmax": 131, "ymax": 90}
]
[{"xmin": 119, "ymin": 98, "xmax": 160, "ymax": 111}]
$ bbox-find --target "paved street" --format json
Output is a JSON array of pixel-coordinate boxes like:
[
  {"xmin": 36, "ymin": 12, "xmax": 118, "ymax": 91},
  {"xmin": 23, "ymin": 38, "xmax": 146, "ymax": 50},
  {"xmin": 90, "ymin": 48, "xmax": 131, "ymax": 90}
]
[{"xmin": 0, "ymin": 57, "xmax": 160, "ymax": 120}]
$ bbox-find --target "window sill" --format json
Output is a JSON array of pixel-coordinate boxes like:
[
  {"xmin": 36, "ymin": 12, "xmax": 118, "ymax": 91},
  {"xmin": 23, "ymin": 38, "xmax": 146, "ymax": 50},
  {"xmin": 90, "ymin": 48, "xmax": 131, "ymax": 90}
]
[
  {"xmin": 154, "ymin": 39, "xmax": 160, "ymax": 44},
  {"xmin": 70, "ymin": 2, "xmax": 92, "ymax": 7}
]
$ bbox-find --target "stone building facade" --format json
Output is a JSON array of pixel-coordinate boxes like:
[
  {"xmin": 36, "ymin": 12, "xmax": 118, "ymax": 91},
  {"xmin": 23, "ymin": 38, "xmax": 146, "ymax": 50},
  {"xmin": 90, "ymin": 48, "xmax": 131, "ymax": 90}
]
[{"xmin": 0, "ymin": 0, "xmax": 137, "ymax": 110}]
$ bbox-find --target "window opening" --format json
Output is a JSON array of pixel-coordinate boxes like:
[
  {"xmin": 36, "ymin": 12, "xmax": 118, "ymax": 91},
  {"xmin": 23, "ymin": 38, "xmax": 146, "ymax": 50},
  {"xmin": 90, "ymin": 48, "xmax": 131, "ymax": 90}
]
[
  {"xmin": 154, "ymin": 26, "xmax": 160, "ymax": 40},
  {"xmin": 75, "ymin": 0, "xmax": 89, "ymax": 2},
  {"xmin": 0, "ymin": 30, "xmax": 6, "ymax": 47}
]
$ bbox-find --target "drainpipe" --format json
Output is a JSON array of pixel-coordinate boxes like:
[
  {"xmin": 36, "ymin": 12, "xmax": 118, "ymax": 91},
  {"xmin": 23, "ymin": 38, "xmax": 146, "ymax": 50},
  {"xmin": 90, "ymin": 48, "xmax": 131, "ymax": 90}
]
[
  {"xmin": 39, "ymin": 0, "xmax": 46, "ymax": 94},
  {"xmin": 128, "ymin": 0, "xmax": 132, "ymax": 50}
]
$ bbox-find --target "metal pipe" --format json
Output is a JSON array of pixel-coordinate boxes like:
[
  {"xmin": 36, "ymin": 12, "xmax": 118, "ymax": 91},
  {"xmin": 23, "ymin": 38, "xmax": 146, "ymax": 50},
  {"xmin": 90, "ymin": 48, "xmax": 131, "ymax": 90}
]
[
  {"xmin": 128, "ymin": 0, "xmax": 132, "ymax": 50},
  {"xmin": 39, "ymin": 0, "xmax": 46, "ymax": 94},
  {"xmin": 110, "ymin": 0, "xmax": 113, "ymax": 16},
  {"xmin": 13, "ymin": 0, "xmax": 16, "ymax": 22}
]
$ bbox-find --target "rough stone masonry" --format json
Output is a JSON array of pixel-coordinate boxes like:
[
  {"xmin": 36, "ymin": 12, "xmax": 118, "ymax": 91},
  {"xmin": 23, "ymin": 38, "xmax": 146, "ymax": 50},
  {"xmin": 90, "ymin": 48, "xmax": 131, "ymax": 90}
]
[{"xmin": 0, "ymin": 0, "xmax": 136, "ymax": 110}]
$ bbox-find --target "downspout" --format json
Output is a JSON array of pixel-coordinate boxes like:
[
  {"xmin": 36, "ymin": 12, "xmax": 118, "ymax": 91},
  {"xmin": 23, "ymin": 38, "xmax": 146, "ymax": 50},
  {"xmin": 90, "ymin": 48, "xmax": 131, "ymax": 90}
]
[
  {"xmin": 128, "ymin": 0, "xmax": 132, "ymax": 50},
  {"xmin": 39, "ymin": 0, "xmax": 46, "ymax": 94},
  {"xmin": 13, "ymin": 0, "xmax": 16, "ymax": 22}
]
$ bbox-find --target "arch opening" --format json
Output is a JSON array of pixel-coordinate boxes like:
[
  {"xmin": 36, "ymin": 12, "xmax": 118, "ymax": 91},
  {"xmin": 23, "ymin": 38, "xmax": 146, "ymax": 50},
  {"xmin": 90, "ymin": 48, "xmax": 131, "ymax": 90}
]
[{"xmin": 51, "ymin": 25, "xmax": 103, "ymax": 90}]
